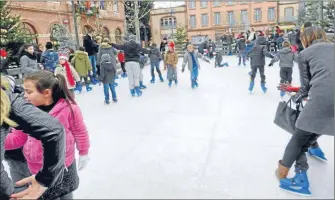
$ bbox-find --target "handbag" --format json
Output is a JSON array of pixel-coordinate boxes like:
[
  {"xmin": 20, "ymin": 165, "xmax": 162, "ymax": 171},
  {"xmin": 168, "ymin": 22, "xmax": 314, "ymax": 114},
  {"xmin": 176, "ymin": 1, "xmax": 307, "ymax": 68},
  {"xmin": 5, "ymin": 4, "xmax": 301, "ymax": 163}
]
[{"xmin": 274, "ymin": 98, "xmax": 304, "ymax": 134}]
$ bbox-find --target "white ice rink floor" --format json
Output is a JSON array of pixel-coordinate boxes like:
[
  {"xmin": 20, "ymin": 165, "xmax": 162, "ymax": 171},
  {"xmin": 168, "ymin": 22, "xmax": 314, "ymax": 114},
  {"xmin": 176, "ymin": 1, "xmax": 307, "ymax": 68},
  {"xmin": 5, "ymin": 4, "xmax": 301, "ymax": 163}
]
[{"xmin": 5, "ymin": 56, "xmax": 334, "ymax": 199}]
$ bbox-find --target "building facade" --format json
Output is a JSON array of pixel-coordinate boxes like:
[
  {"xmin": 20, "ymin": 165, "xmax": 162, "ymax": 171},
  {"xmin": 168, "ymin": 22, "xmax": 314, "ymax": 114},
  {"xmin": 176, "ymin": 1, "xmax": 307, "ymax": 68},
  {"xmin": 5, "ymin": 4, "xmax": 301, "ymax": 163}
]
[
  {"xmin": 278, "ymin": 1, "xmax": 300, "ymax": 30},
  {"xmin": 150, "ymin": 5, "xmax": 187, "ymax": 45},
  {"xmin": 9, "ymin": 0, "xmax": 124, "ymax": 46},
  {"xmin": 186, "ymin": 0, "xmax": 301, "ymax": 43}
]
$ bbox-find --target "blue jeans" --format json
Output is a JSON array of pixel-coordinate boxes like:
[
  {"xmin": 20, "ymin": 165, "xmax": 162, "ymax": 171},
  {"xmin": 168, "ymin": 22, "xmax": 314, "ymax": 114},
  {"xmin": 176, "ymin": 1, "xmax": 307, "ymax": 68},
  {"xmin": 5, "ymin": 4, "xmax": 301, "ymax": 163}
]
[
  {"xmin": 150, "ymin": 61, "xmax": 162, "ymax": 78},
  {"xmin": 89, "ymin": 55, "xmax": 97, "ymax": 76},
  {"xmin": 238, "ymin": 51, "xmax": 246, "ymax": 65},
  {"xmin": 103, "ymin": 84, "xmax": 117, "ymax": 102},
  {"xmin": 191, "ymin": 67, "xmax": 199, "ymax": 82}
]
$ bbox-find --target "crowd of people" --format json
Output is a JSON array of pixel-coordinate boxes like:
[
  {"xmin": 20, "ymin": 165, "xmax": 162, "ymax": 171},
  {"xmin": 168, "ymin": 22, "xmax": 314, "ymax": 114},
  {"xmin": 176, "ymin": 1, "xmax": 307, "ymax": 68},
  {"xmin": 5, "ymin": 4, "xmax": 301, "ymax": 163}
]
[{"xmin": 0, "ymin": 21, "xmax": 334, "ymax": 199}]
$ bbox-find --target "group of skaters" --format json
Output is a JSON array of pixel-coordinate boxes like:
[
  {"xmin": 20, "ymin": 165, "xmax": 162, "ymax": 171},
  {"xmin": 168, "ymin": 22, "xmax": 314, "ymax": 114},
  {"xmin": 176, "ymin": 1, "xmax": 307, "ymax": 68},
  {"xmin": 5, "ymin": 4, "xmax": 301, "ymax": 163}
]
[{"xmin": 0, "ymin": 21, "xmax": 334, "ymax": 199}]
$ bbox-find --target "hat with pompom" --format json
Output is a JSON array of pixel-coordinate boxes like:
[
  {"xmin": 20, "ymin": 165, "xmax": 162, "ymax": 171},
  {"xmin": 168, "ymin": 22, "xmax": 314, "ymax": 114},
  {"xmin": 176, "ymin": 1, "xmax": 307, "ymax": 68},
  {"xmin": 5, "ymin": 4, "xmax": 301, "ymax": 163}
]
[
  {"xmin": 168, "ymin": 41, "xmax": 175, "ymax": 49},
  {"xmin": 58, "ymin": 53, "xmax": 68, "ymax": 60}
]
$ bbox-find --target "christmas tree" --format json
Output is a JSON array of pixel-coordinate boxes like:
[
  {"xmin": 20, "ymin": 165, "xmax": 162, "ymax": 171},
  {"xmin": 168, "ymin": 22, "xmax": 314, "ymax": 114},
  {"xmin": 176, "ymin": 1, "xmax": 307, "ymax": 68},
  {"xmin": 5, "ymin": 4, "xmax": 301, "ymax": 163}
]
[
  {"xmin": 321, "ymin": 1, "xmax": 334, "ymax": 33},
  {"xmin": 175, "ymin": 25, "xmax": 187, "ymax": 45}
]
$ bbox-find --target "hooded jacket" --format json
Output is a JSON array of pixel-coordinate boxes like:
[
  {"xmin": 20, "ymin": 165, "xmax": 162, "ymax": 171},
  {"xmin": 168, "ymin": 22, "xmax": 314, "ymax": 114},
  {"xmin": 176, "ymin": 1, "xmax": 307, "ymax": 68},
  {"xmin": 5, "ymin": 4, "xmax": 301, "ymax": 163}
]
[
  {"xmin": 112, "ymin": 40, "xmax": 149, "ymax": 63},
  {"xmin": 99, "ymin": 54, "xmax": 116, "ymax": 84},
  {"xmin": 235, "ymin": 38, "xmax": 246, "ymax": 52},
  {"xmin": 40, "ymin": 49, "xmax": 59, "ymax": 72},
  {"xmin": 270, "ymin": 47, "xmax": 298, "ymax": 68},
  {"xmin": 71, "ymin": 51, "xmax": 92, "ymax": 77},
  {"xmin": 0, "ymin": 82, "xmax": 65, "ymax": 198},
  {"xmin": 148, "ymin": 45, "xmax": 161, "ymax": 63},
  {"xmin": 247, "ymin": 36, "xmax": 273, "ymax": 66},
  {"xmin": 97, "ymin": 42, "xmax": 118, "ymax": 67}
]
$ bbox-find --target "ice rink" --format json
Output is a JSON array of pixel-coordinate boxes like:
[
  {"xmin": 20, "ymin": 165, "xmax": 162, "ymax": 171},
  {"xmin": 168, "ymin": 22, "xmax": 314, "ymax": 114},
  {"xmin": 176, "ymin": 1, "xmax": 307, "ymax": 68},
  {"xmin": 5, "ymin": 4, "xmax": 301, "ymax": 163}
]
[{"xmin": 5, "ymin": 56, "xmax": 334, "ymax": 199}]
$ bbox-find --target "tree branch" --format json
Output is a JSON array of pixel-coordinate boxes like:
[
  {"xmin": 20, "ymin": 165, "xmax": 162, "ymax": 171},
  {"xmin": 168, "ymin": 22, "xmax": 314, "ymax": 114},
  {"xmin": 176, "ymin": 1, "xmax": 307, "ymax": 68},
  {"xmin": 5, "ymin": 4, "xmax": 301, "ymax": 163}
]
[{"xmin": 139, "ymin": 8, "xmax": 151, "ymax": 19}]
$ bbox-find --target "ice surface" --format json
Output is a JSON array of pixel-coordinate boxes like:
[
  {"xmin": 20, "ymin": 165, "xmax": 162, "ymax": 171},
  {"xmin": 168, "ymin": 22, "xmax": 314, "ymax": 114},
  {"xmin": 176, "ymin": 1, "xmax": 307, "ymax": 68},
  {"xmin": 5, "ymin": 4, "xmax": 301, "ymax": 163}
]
[{"xmin": 4, "ymin": 56, "xmax": 334, "ymax": 199}]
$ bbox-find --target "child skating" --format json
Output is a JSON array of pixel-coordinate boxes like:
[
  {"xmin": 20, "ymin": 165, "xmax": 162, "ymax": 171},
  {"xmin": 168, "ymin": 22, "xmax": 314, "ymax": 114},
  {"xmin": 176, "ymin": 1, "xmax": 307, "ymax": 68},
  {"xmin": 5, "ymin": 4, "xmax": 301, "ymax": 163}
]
[
  {"xmin": 149, "ymin": 43, "xmax": 164, "ymax": 83},
  {"xmin": 247, "ymin": 36, "xmax": 274, "ymax": 93},
  {"xmin": 164, "ymin": 42, "xmax": 179, "ymax": 87},
  {"xmin": 235, "ymin": 35, "xmax": 247, "ymax": 66},
  {"xmin": 99, "ymin": 54, "xmax": 117, "ymax": 104},
  {"xmin": 71, "ymin": 47, "xmax": 93, "ymax": 93},
  {"xmin": 181, "ymin": 44, "xmax": 210, "ymax": 89},
  {"xmin": 269, "ymin": 41, "xmax": 298, "ymax": 97}
]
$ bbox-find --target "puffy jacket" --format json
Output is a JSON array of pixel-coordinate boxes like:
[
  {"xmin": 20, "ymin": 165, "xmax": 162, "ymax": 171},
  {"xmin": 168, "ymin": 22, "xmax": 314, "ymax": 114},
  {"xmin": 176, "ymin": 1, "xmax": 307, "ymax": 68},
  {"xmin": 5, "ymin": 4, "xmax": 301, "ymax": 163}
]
[
  {"xmin": 270, "ymin": 47, "xmax": 298, "ymax": 68},
  {"xmin": 40, "ymin": 49, "xmax": 59, "ymax": 72},
  {"xmin": 111, "ymin": 40, "xmax": 149, "ymax": 63},
  {"xmin": 5, "ymin": 98, "xmax": 90, "ymax": 175},
  {"xmin": 148, "ymin": 46, "xmax": 161, "ymax": 63},
  {"xmin": 164, "ymin": 50, "xmax": 178, "ymax": 67},
  {"xmin": 71, "ymin": 51, "xmax": 92, "ymax": 77},
  {"xmin": 0, "ymin": 84, "xmax": 65, "ymax": 199},
  {"xmin": 97, "ymin": 43, "xmax": 118, "ymax": 67},
  {"xmin": 235, "ymin": 38, "xmax": 246, "ymax": 51},
  {"xmin": 99, "ymin": 61, "xmax": 116, "ymax": 84},
  {"xmin": 247, "ymin": 36, "xmax": 273, "ymax": 66},
  {"xmin": 288, "ymin": 32, "xmax": 297, "ymax": 45}
]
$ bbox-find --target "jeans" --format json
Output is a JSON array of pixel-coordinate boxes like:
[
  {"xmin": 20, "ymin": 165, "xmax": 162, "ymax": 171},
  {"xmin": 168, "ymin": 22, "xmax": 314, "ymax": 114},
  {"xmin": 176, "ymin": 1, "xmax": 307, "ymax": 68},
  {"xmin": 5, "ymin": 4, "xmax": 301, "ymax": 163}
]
[
  {"xmin": 250, "ymin": 65, "xmax": 266, "ymax": 83},
  {"xmin": 150, "ymin": 61, "xmax": 163, "ymax": 79},
  {"xmin": 282, "ymin": 128, "xmax": 321, "ymax": 172},
  {"xmin": 89, "ymin": 55, "xmax": 97, "ymax": 76},
  {"xmin": 191, "ymin": 67, "xmax": 199, "ymax": 82},
  {"xmin": 103, "ymin": 83, "xmax": 117, "ymax": 102},
  {"xmin": 238, "ymin": 51, "xmax": 246, "ymax": 65}
]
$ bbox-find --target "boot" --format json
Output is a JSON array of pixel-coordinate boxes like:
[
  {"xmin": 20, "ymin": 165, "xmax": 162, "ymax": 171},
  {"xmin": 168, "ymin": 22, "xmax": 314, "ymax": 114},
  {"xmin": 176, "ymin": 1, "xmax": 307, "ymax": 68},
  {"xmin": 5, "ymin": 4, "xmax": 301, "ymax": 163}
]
[
  {"xmin": 121, "ymin": 72, "xmax": 127, "ymax": 78},
  {"xmin": 150, "ymin": 77, "xmax": 155, "ymax": 83},
  {"xmin": 159, "ymin": 75, "xmax": 164, "ymax": 82},
  {"xmin": 261, "ymin": 83, "xmax": 267, "ymax": 93},
  {"xmin": 308, "ymin": 147, "xmax": 327, "ymax": 162},
  {"xmin": 275, "ymin": 160, "xmax": 290, "ymax": 180},
  {"xmin": 89, "ymin": 75, "xmax": 97, "ymax": 85},
  {"xmin": 191, "ymin": 80, "xmax": 195, "ymax": 89},
  {"xmin": 139, "ymin": 81, "xmax": 147, "ymax": 89},
  {"xmin": 74, "ymin": 82, "xmax": 82, "ymax": 93},
  {"xmin": 279, "ymin": 169, "xmax": 312, "ymax": 196},
  {"xmin": 130, "ymin": 89, "xmax": 135, "ymax": 97},
  {"xmin": 134, "ymin": 87, "xmax": 142, "ymax": 97},
  {"xmin": 85, "ymin": 84, "xmax": 92, "ymax": 92},
  {"xmin": 168, "ymin": 80, "xmax": 172, "ymax": 88},
  {"xmin": 174, "ymin": 79, "xmax": 178, "ymax": 85},
  {"xmin": 223, "ymin": 62, "xmax": 229, "ymax": 67},
  {"xmin": 194, "ymin": 79, "xmax": 198, "ymax": 87},
  {"xmin": 248, "ymin": 80, "xmax": 254, "ymax": 93}
]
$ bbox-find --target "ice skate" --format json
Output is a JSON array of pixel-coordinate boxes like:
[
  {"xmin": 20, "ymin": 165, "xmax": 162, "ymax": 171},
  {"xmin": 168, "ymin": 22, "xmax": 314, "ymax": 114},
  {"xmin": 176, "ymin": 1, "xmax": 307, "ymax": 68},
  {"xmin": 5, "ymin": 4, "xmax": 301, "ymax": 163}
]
[
  {"xmin": 85, "ymin": 84, "xmax": 92, "ymax": 92},
  {"xmin": 139, "ymin": 81, "xmax": 147, "ymax": 89},
  {"xmin": 150, "ymin": 77, "xmax": 155, "ymax": 83},
  {"xmin": 159, "ymin": 75, "xmax": 164, "ymax": 82},
  {"xmin": 261, "ymin": 83, "xmax": 267, "ymax": 93},
  {"xmin": 308, "ymin": 147, "xmax": 327, "ymax": 162},
  {"xmin": 134, "ymin": 87, "xmax": 142, "ymax": 97},
  {"xmin": 280, "ymin": 90, "xmax": 286, "ymax": 98},
  {"xmin": 279, "ymin": 170, "xmax": 312, "ymax": 197},
  {"xmin": 121, "ymin": 72, "xmax": 127, "ymax": 78},
  {"xmin": 75, "ymin": 82, "xmax": 82, "ymax": 94},
  {"xmin": 174, "ymin": 79, "xmax": 178, "ymax": 85},
  {"xmin": 112, "ymin": 98, "xmax": 118, "ymax": 103},
  {"xmin": 130, "ymin": 89, "xmax": 135, "ymax": 97},
  {"xmin": 104, "ymin": 100, "xmax": 110, "ymax": 105},
  {"xmin": 168, "ymin": 80, "xmax": 172, "ymax": 87},
  {"xmin": 248, "ymin": 80, "xmax": 254, "ymax": 93}
]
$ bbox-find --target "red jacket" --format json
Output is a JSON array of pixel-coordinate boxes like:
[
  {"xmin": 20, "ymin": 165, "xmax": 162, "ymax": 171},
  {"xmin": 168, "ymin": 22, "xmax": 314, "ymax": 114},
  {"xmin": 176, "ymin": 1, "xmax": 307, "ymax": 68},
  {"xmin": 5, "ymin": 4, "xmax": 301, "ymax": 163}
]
[{"xmin": 118, "ymin": 52, "xmax": 125, "ymax": 63}]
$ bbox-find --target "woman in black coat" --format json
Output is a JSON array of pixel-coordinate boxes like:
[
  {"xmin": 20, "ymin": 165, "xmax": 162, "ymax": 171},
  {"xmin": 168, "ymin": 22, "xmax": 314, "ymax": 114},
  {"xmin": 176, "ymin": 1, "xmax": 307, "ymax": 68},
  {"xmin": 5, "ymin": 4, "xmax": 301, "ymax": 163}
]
[{"xmin": 276, "ymin": 26, "xmax": 334, "ymax": 196}]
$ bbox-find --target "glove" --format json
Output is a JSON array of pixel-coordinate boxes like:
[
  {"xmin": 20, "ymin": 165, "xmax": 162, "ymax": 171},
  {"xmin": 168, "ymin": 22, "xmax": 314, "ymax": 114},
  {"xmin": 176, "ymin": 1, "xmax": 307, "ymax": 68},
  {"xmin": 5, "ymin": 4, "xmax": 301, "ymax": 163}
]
[
  {"xmin": 78, "ymin": 155, "xmax": 89, "ymax": 171},
  {"xmin": 268, "ymin": 63, "xmax": 273, "ymax": 67},
  {"xmin": 181, "ymin": 68, "xmax": 185, "ymax": 73}
]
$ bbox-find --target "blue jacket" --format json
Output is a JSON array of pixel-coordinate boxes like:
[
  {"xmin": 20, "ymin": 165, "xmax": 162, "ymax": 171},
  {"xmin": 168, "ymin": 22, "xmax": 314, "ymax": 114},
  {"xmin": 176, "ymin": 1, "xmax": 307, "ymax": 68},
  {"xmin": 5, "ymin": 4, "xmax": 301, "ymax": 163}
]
[
  {"xmin": 40, "ymin": 49, "xmax": 59, "ymax": 72},
  {"xmin": 244, "ymin": 43, "xmax": 254, "ymax": 56}
]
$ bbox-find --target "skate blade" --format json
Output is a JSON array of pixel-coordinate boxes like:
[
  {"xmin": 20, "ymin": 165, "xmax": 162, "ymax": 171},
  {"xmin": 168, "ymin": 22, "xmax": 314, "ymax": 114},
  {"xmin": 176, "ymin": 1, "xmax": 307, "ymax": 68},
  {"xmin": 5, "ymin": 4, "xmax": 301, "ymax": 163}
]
[
  {"xmin": 308, "ymin": 152, "xmax": 328, "ymax": 163},
  {"xmin": 279, "ymin": 185, "xmax": 312, "ymax": 197}
]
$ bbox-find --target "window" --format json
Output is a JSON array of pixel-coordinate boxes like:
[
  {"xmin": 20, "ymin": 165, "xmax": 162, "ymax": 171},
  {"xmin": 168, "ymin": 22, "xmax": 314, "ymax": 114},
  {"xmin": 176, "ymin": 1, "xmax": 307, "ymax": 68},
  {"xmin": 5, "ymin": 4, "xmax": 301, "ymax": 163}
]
[
  {"xmin": 113, "ymin": 0, "xmax": 118, "ymax": 13},
  {"xmin": 284, "ymin": 7, "xmax": 294, "ymax": 20},
  {"xmin": 99, "ymin": 0, "xmax": 105, "ymax": 10},
  {"xmin": 227, "ymin": 0, "xmax": 234, "ymax": 6},
  {"xmin": 214, "ymin": 12, "xmax": 221, "ymax": 25},
  {"xmin": 161, "ymin": 17, "xmax": 177, "ymax": 29},
  {"xmin": 227, "ymin": 11, "xmax": 234, "ymax": 25},
  {"xmin": 268, "ymin": 7, "xmax": 275, "ymax": 21},
  {"xmin": 213, "ymin": 0, "xmax": 220, "ymax": 7},
  {"xmin": 254, "ymin": 8, "xmax": 262, "ymax": 22},
  {"xmin": 115, "ymin": 28, "xmax": 122, "ymax": 44},
  {"xmin": 189, "ymin": 15, "xmax": 196, "ymax": 28},
  {"xmin": 241, "ymin": 10, "xmax": 248, "ymax": 24},
  {"xmin": 201, "ymin": 14, "xmax": 209, "ymax": 26},
  {"xmin": 200, "ymin": 0, "xmax": 208, "ymax": 8},
  {"xmin": 189, "ymin": 0, "xmax": 195, "ymax": 9}
]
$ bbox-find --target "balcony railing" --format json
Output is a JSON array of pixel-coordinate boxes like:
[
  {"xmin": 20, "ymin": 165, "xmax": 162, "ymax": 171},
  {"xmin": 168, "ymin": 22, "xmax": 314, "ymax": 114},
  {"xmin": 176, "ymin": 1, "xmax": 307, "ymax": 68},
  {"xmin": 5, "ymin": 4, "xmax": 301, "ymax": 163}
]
[
  {"xmin": 279, "ymin": 16, "xmax": 298, "ymax": 23},
  {"xmin": 161, "ymin": 24, "xmax": 177, "ymax": 30}
]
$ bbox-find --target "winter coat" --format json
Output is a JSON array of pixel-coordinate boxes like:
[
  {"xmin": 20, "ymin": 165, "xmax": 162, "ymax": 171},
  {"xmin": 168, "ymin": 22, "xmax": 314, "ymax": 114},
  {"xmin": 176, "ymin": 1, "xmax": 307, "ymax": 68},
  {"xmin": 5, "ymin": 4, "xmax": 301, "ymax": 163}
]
[
  {"xmin": 198, "ymin": 41, "xmax": 208, "ymax": 53},
  {"xmin": 164, "ymin": 50, "xmax": 178, "ymax": 67},
  {"xmin": 97, "ymin": 43, "xmax": 118, "ymax": 66},
  {"xmin": 160, "ymin": 42, "xmax": 168, "ymax": 53},
  {"xmin": 270, "ymin": 47, "xmax": 298, "ymax": 68},
  {"xmin": 83, "ymin": 34, "xmax": 98, "ymax": 56},
  {"xmin": 112, "ymin": 40, "xmax": 149, "ymax": 63},
  {"xmin": 182, "ymin": 51, "xmax": 209, "ymax": 71},
  {"xmin": 235, "ymin": 38, "xmax": 246, "ymax": 51},
  {"xmin": 139, "ymin": 55, "xmax": 148, "ymax": 69},
  {"xmin": 226, "ymin": 35, "xmax": 233, "ymax": 45},
  {"xmin": 248, "ymin": 32, "xmax": 256, "ymax": 41},
  {"xmin": 20, "ymin": 53, "xmax": 39, "ymax": 77},
  {"xmin": 208, "ymin": 41, "xmax": 216, "ymax": 51},
  {"xmin": 117, "ymin": 52, "xmax": 125, "ymax": 63},
  {"xmin": 5, "ymin": 98, "xmax": 90, "ymax": 174},
  {"xmin": 247, "ymin": 36, "xmax": 273, "ymax": 66},
  {"xmin": 40, "ymin": 49, "xmax": 59, "ymax": 72},
  {"xmin": 71, "ymin": 51, "xmax": 92, "ymax": 77},
  {"xmin": 294, "ymin": 41, "xmax": 334, "ymax": 136},
  {"xmin": 99, "ymin": 61, "xmax": 116, "ymax": 84},
  {"xmin": 0, "ymin": 83, "xmax": 65, "ymax": 198},
  {"xmin": 288, "ymin": 32, "xmax": 297, "ymax": 45},
  {"xmin": 215, "ymin": 52, "xmax": 223, "ymax": 65},
  {"xmin": 276, "ymin": 36, "xmax": 284, "ymax": 45},
  {"xmin": 54, "ymin": 64, "xmax": 80, "ymax": 89},
  {"xmin": 148, "ymin": 46, "xmax": 161, "ymax": 63}
]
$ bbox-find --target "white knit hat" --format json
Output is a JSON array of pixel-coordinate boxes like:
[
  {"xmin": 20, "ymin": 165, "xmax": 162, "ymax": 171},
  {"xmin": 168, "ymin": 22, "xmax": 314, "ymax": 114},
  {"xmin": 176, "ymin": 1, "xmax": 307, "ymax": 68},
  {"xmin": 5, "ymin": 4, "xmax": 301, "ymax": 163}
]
[{"xmin": 58, "ymin": 53, "xmax": 68, "ymax": 60}]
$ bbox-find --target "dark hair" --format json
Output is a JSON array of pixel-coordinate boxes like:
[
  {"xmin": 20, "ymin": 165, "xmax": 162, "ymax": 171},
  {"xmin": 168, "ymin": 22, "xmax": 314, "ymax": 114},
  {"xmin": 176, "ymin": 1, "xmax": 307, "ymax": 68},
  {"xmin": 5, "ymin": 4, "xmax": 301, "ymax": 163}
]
[
  {"xmin": 18, "ymin": 43, "xmax": 34, "ymax": 59},
  {"xmin": 304, "ymin": 22, "xmax": 312, "ymax": 28},
  {"xmin": 152, "ymin": 43, "xmax": 157, "ymax": 47},
  {"xmin": 24, "ymin": 71, "xmax": 76, "ymax": 106},
  {"xmin": 68, "ymin": 48, "xmax": 75, "ymax": 54},
  {"xmin": 79, "ymin": 46, "xmax": 85, "ymax": 51},
  {"xmin": 45, "ymin": 42, "xmax": 53, "ymax": 49}
]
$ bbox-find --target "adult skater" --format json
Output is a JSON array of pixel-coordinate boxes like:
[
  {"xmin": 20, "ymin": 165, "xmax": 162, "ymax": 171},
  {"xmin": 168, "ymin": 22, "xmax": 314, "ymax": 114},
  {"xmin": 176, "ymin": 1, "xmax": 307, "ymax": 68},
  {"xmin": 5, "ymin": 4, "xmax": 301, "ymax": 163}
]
[
  {"xmin": 276, "ymin": 26, "xmax": 334, "ymax": 196},
  {"xmin": 1, "ymin": 75, "xmax": 65, "ymax": 199},
  {"xmin": 111, "ymin": 35, "xmax": 148, "ymax": 97}
]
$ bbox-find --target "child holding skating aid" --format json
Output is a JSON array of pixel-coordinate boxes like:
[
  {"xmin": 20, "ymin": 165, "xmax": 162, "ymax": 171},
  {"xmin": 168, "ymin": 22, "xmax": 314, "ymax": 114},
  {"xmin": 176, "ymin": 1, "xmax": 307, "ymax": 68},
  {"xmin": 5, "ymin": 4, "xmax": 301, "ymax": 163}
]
[
  {"xmin": 181, "ymin": 44, "xmax": 210, "ymax": 89},
  {"xmin": 164, "ymin": 42, "xmax": 179, "ymax": 87}
]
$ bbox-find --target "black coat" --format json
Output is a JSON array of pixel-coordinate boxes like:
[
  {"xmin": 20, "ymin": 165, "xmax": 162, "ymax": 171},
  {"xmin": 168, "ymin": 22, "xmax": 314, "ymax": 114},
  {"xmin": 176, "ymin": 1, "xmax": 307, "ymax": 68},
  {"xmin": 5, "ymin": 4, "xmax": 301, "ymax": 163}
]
[
  {"xmin": 83, "ymin": 34, "xmax": 98, "ymax": 56},
  {"xmin": 0, "ymin": 77, "xmax": 66, "ymax": 199},
  {"xmin": 111, "ymin": 41, "xmax": 148, "ymax": 63}
]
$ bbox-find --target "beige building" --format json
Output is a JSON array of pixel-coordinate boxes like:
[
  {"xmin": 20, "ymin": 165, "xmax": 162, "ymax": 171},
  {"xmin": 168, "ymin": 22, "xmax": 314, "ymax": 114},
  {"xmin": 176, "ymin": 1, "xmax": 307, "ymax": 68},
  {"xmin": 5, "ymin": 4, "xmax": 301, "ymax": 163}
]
[
  {"xmin": 185, "ymin": 0, "xmax": 301, "ymax": 43},
  {"xmin": 9, "ymin": 1, "xmax": 125, "ymax": 46},
  {"xmin": 278, "ymin": 1, "xmax": 300, "ymax": 30},
  {"xmin": 150, "ymin": 5, "xmax": 187, "ymax": 45}
]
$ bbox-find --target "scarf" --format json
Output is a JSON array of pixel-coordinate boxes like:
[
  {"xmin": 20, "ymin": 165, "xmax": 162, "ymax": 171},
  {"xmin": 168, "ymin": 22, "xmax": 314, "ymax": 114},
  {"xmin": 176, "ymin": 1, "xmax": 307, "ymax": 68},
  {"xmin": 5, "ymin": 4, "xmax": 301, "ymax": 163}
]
[
  {"xmin": 23, "ymin": 50, "xmax": 37, "ymax": 60},
  {"xmin": 62, "ymin": 61, "xmax": 75, "ymax": 87}
]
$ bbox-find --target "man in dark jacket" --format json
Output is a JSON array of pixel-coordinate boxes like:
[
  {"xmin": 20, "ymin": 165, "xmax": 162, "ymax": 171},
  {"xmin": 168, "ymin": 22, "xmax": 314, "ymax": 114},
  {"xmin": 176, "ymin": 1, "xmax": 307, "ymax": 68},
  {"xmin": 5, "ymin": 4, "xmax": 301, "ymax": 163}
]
[
  {"xmin": 148, "ymin": 43, "xmax": 163, "ymax": 83},
  {"xmin": 247, "ymin": 36, "xmax": 274, "ymax": 93},
  {"xmin": 111, "ymin": 35, "xmax": 149, "ymax": 97},
  {"xmin": 235, "ymin": 36, "xmax": 247, "ymax": 66},
  {"xmin": 83, "ymin": 29, "xmax": 99, "ymax": 84},
  {"xmin": 0, "ymin": 76, "xmax": 65, "ymax": 199}
]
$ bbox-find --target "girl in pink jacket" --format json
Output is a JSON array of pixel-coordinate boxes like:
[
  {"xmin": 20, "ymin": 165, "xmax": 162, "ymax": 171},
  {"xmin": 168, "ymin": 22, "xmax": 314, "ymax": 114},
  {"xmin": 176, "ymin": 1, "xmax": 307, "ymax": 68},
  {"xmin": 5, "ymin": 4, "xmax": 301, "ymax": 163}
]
[{"xmin": 5, "ymin": 70, "xmax": 90, "ymax": 199}]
